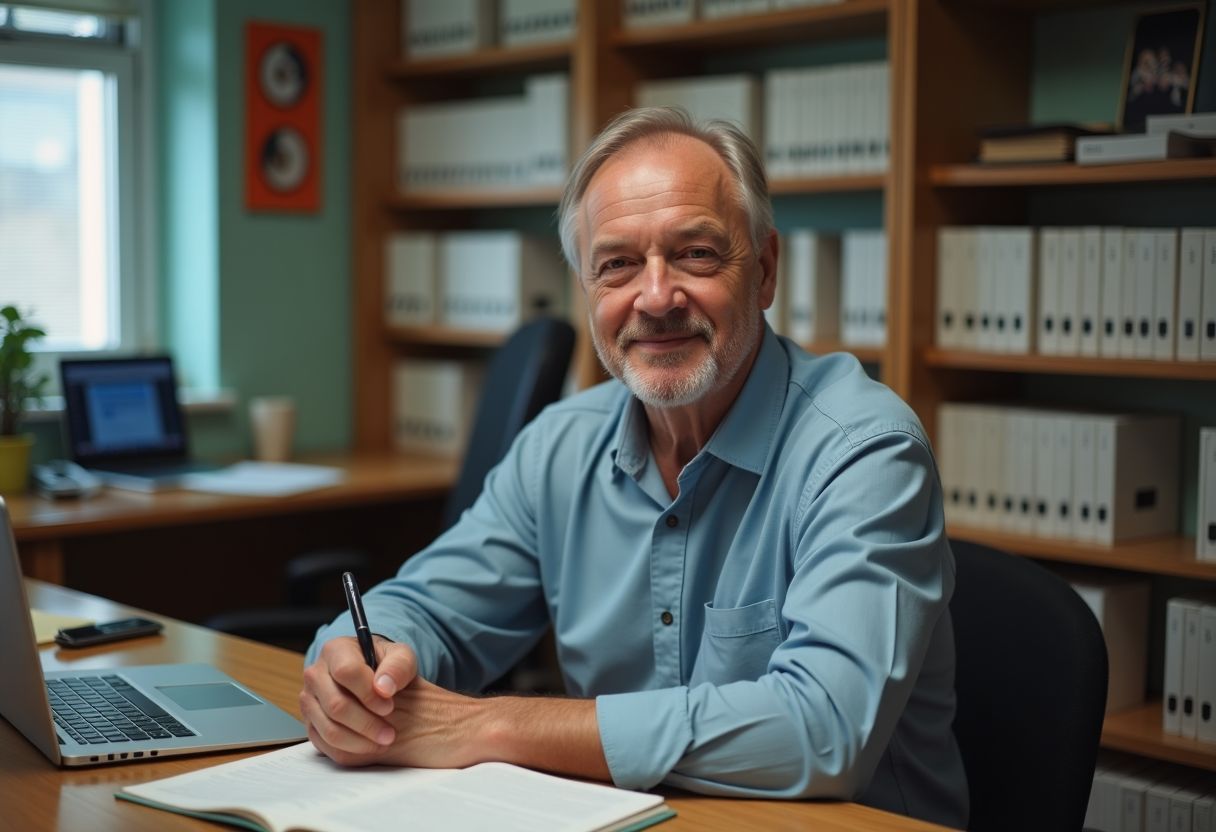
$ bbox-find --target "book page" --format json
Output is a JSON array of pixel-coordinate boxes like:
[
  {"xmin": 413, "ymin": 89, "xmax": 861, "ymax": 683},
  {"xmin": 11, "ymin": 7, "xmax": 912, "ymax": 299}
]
[
  {"xmin": 322, "ymin": 763, "xmax": 665, "ymax": 832},
  {"xmin": 122, "ymin": 742, "xmax": 451, "ymax": 828},
  {"xmin": 123, "ymin": 744, "xmax": 666, "ymax": 832}
]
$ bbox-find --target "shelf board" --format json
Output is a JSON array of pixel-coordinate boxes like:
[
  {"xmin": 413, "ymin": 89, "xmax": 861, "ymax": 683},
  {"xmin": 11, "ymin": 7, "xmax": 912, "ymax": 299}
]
[
  {"xmin": 386, "ymin": 188, "xmax": 563, "ymax": 211},
  {"xmin": 770, "ymin": 173, "xmax": 887, "ymax": 195},
  {"xmin": 806, "ymin": 340, "xmax": 884, "ymax": 363},
  {"xmin": 924, "ymin": 348, "xmax": 1216, "ymax": 381},
  {"xmin": 386, "ymin": 325, "xmax": 506, "ymax": 348},
  {"xmin": 1103, "ymin": 701, "xmax": 1216, "ymax": 772},
  {"xmin": 948, "ymin": 526, "xmax": 1208, "ymax": 580},
  {"xmin": 388, "ymin": 41, "xmax": 571, "ymax": 80},
  {"xmin": 613, "ymin": 0, "xmax": 888, "ymax": 50},
  {"xmin": 929, "ymin": 158, "xmax": 1216, "ymax": 188}
]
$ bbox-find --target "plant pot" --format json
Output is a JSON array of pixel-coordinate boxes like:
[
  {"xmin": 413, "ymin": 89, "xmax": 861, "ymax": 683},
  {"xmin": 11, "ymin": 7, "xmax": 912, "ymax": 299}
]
[{"xmin": 0, "ymin": 434, "xmax": 34, "ymax": 495}]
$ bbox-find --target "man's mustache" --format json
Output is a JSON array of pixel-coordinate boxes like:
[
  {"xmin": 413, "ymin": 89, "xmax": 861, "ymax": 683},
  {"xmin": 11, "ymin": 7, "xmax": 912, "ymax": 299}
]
[{"xmin": 617, "ymin": 313, "xmax": 714, "ymax": 348}]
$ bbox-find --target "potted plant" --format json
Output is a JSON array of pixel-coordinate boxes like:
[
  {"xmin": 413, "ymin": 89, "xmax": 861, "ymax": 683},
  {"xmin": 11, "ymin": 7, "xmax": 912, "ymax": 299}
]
[{"xmin": 0, "ymin": 306, "xmax": 48, "ymax": 494}]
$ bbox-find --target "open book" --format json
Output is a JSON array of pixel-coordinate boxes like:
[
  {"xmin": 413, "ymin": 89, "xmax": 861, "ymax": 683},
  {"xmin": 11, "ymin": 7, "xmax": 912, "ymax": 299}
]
[{"xmin": 116, "ymin": 742, "xmax": 674, "ymax": 832}]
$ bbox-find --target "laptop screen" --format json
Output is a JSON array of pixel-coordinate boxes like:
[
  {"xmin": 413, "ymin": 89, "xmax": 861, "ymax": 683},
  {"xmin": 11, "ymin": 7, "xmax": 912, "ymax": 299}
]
[{"xmin": 60, "ymin": 357, "xmax": 190, "ymax": 465}]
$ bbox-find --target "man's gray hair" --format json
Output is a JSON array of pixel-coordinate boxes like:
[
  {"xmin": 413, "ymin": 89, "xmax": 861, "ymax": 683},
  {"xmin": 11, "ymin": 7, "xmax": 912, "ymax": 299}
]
[{"xmin": 557, "ymin": 107, "xmax": 774, "ymax": 272}]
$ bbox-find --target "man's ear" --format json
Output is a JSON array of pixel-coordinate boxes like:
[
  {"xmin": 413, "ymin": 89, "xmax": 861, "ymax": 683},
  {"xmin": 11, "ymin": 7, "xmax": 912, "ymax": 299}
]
[{"xmin": 758, "ymin": 230, "xmax": 779, "ymax": 310}]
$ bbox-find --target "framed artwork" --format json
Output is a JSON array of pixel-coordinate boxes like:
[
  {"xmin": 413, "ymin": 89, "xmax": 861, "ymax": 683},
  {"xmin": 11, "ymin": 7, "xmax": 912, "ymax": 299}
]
[
  {"xmin": 245, "ymin": 21, "xmax": 323, "ymax": 212},
  {"xmin": 1118, "ymin": 4, "xmax": 1205, "ymax": 133}
]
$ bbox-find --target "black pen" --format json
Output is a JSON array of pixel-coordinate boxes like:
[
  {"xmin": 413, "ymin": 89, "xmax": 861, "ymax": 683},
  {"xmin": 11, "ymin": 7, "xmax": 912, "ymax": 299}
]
[{"xmin": 342, "ymin": 572, "xmax": 379, "ymax": 671}]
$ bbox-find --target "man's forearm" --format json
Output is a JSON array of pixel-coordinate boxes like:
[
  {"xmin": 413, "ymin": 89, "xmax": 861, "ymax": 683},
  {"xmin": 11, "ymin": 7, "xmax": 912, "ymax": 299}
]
[{"xmin": 479, "ymin": 695, "xmax": 612, "ymax": 782}]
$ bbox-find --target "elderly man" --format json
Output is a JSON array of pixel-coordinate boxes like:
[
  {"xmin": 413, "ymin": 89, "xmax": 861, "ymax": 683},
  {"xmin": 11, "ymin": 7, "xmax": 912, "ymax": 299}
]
[{"xmin": 302, "ymin": 108, "xmax": 968, "ymax": 828}]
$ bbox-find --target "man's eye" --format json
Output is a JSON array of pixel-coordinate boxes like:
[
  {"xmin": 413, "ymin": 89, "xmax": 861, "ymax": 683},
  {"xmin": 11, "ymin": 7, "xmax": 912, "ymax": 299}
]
[
  {"xmin": 600, "ymin": 258, "xmax": 629, "ymax": 273},
  {"xmin": 684, "ymin": 247, "xmax": 716, "ymax": 260}
]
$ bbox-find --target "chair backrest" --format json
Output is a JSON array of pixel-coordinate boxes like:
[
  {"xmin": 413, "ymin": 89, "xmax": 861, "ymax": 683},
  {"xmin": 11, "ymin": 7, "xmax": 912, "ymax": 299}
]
[
  {"xmin": 442, "ymin": 316, "xmax": 576, "ymax": 530},
  {"xmin": 949, "ymin": 539, "xmax": 1108, "ymax": 832}
]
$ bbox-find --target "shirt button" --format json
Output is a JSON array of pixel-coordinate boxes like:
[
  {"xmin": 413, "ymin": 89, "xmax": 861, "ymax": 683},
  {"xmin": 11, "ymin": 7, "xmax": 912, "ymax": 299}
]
[
  {"xmin": 660, "ymin": 611, "xmax": 674, "ymax": 626},
  {"xmin": 665, "ymin": 515, "xmax": 678, "ymax": 528}
]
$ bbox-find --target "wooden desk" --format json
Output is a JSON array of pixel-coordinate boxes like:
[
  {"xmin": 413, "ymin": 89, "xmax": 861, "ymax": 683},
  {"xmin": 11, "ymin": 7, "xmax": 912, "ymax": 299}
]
[
  {"xmin": 6, "ymin": 581, "xmax": 954, "ymax": 832},
  {"xmin": 8, "ymin": 453, "xmax": 458, "ymax": 584}
]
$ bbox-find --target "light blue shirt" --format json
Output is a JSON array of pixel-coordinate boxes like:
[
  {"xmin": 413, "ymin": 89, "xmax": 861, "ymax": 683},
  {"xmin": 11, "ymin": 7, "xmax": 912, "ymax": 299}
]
[{"xmin": 308, "ymin": 326, "xmax": 968, "ymax": 828}]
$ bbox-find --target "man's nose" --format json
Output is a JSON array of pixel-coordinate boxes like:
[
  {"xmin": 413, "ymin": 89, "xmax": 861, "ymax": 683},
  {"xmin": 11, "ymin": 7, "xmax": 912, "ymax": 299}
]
[{"xmin": 634, "ymin": 257, "xmax": 688, "ymax": 318}]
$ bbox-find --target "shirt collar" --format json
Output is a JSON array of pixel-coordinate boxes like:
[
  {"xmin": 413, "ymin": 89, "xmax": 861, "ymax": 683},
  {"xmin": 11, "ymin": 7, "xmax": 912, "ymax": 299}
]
[{"xmin": 610, "ymin": 324, "xmax": 790, "ymax": 479}]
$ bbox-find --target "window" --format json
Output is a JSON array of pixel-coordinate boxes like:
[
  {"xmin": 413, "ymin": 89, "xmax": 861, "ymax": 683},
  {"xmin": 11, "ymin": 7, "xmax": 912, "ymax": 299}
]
[{"xmin": 0, "ymin": 2, "xmax": 150, "ymax": 365}]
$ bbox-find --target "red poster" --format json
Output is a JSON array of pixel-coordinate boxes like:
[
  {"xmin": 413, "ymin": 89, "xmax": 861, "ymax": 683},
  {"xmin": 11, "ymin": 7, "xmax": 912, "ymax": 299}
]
[{"xmin": 245, "ymin": 21, "xmax": 322, "ymax": 212}]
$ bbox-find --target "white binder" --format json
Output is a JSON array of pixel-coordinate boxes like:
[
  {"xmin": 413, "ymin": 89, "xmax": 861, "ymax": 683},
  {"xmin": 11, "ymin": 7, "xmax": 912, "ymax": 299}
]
[
  {"xmin": 1050, "ymin": 414, "xmax": 1074, "ymax": 538},
  {"xmin": 1183, "ymin": 602, "xmax": 1203, "ymax": 738},
  {"xmin": 975, "ymin": 229, "xmax": 998, "ymax": 352},
  {"xmin": 1006, "ymin": 227, "xmax": 1036, "ymax": 355},
  {"xmin": 1058, "ymin": 229, "xmax": 1082, "ymax": 356},
  {"xmin": 936, "ymin": 228, "xmax": 962, "ymax": 349},
  {"xmin": 1100, "ymin": 227, "xmax": 1125, "ymax": 358},
  {"xmin": 957, "ymin": 229, "xmax": 979, "ymax": 350},
  {"xmin": 1134, "ymin": 231, "xmax": 1158, "ymax": 359},
  {"xmin": 1079, "ymin": 227, "xmax": 1102, "ymax": 356},
  {"xmin": 936, "ymin": 404, "xmax": 963, "ymax": 525},
  {"xmin": 1177, "ymin": 229, "xmax": 1205, "ymax": 361},
  {"xmin": 1011, "ymin": 410, "xmax": 1037, "ymax": 535},
  {"xmin": 385, "ymin": 232, "xmax": 438, "ymax": 327},
  {"xmin": 623, "ymin": 0, "xmax": 694, "ymax": 28},
  {"xmin": 1153, "ymin": 229, "xmax": 1177, "ymax": 361},
  {"xmin": 1121, "ymin": 231, "xmax": 1141, "ymax": 359},
  {"xmin": 1032, "ymin": 412, "xmax": 1055, "ymax": 537},
  {"xmin": 978, "ymin": 406, "xmax": 1004, "ymax": 528},
  {"xmin": 785, "ymin": 231, "xmax": 841, "ymax": 344},
  {"xmin": 1072, "ymin": 416, "xmax": 1097, "ymax": 542},
  {"xmin": 1203, "ymin": 231, "xmax": 1216, "ymax": 361},
  {"xmin": 1038, "ymin": 228, "xmax": 1061, "ymax": 355},
  {"xmin": 1200, "ymin": 427, "xmax": 1216, "ymax": 562},
  {"xmin": 960, "ymin": 404, "xmax": 983, "ymax": 528},
  {"xmin": 1197, "ymin": 604, "xmax": 1216, "ymax": 743},
  {"xmin": 1165, "ymin": 597, "xmax": 1186, "ymax": 734}
]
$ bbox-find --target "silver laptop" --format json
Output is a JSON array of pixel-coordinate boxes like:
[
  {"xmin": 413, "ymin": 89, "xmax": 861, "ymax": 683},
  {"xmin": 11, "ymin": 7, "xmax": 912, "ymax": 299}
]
[
  {"xmin": 0, "ymin": 499, "xmax": 306, "ymax": 766},
  {"xmin": 59, "ymin": 356, "xmax": 222, "ymax": 492}
]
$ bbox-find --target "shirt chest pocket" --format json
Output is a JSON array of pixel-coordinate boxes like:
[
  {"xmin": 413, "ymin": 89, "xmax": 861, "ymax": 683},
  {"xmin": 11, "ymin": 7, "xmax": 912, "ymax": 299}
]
[{"xmin": 692, "ymin": 598, "xmax": 782, "ymax": 686}]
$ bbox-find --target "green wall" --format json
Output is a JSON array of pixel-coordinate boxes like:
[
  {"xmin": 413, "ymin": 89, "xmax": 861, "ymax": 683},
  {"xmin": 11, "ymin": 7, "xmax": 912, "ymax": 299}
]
[{"xmin": 159, "ymin": 0, "xmax": 351, "ymax": 458}]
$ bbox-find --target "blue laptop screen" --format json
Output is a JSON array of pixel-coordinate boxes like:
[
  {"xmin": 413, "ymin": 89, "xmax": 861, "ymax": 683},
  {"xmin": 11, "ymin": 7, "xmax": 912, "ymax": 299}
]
[{"xmin": 60, "ymin": 358, "xmax": 189, "ymax": 463}]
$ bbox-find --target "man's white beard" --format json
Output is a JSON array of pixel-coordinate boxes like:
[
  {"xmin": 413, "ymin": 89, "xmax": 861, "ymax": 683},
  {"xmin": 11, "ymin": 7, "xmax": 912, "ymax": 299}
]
[{"xmin": 591, "ymin": 287, "xmax": 761, "ymax": 409}]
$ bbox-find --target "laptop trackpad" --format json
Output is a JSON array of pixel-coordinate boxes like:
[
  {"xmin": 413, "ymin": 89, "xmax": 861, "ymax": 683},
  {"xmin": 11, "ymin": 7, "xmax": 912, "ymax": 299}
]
[{"xmin": 156, "ymin": 683, "xmax": 261, "ymax": 710}]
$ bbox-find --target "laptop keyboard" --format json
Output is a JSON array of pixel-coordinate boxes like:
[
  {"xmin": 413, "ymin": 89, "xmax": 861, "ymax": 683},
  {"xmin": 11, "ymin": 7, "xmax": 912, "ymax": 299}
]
[{"xmin": 46, "ymin": 675, "xmax": 197, "ymax": 746}]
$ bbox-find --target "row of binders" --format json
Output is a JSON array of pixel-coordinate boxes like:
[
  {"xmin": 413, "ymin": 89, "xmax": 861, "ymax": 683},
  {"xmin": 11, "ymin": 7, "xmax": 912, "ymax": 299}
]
[
  {"xmin": 1087, "ymin": 751, "xmax": 1216, "ymax": 832},
  {"xmin": 398, "ymin": 73, "xmax": 568, "ymax": 192},
  {"xmin": 393, "ymin": 360, "xmax": 484, "ymax": 458},
  {"xmin": 403, "ymin": 0, "xmax": 574, "ymax": 58},
  {"xmin": 936, "ymin": 226, "xmax": 1216, "ymax": 361},
  {"xmin": 1200, "ymin": 428, "xmax": 1216, "ymax": 561},
  {"xmin": 385, "ymin": 231, "xmax": 568, "ymax": 333},
  {"xmin": 766, "ymin": 229, "xmax": 887, "ymax": 347},
  {"xmin": 1164, "ymin": 596, "xmax": 1216, "ymax": 744},
  {"xmin": 937, "ymin": 403, "xmax": 1180, "ymax": 545},
  {"xmin": 635, "ymin": 63, "xmax": 889, "ymax": 178},
  {"xmin": 626, "ymin": 0, "xmax": 842, "ymax": 27}
]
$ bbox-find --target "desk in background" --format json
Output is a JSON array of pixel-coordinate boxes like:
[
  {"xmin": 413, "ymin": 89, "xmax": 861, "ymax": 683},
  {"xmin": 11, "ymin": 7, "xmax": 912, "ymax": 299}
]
[
  {"xmin": 5, "ymin": 580, "xmax": 955, "ymax": 832},
  {"xmin": 6, "ymin": 454, "xmax": 458, "ymax": 623}
]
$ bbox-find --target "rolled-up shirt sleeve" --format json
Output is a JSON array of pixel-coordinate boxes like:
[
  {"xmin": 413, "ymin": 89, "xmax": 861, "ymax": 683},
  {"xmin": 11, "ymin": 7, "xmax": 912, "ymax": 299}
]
[{"xmin": 596, "ymin": 428, "xmax": 954, "ymax": 798}]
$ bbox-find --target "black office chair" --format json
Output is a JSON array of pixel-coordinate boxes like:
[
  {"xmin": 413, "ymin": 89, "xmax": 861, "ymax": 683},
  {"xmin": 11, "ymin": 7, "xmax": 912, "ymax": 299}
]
[
  {"xmin": 206, "ymin": 317, "xmax": 576, "ymax": 651},
  {"xmin": 948, "ymin": 538, "xmax": 1108, "ymax": 832}
]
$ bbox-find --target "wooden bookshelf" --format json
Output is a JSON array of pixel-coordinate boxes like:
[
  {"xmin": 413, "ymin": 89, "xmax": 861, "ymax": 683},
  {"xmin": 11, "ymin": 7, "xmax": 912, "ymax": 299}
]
[
  {"xmin": 770, "ymin": 173, "xmax": 887, "ymax": 195},
  {"xmin": 929, "ymin": 158, "xmax": 1216, "ymax": 188},
  {"xmin": 388, "ymin": 41, "xmax": 571, "ymax": 79},
  {"xmin": 612, "ymin": 0, "xmax": 888, "ymax": 50},
  {"xmin": 806, "ymin": 340, "xmax": 885, "ymax": 364},
  {"xmin": 386, "ymin": 188, "xmax": 563, "ymax": 211},
  {"xmin": 1102, "ymin": 701, "xmax": 1216, "ymax": 773},
  {"xmin": 385, "ymin": 325, "xmax": 506, "ymax": 349},
  {"xmin": 948, "ymin": 527, "xmax": 1209, "ymax": 580},
  {"xmin": 924, "ymin": 349, "xmax": 1216, "ymax": 381},
  {"xmin": 355, "ymin": 0, "xmax": 1215, "ymax": 777}
]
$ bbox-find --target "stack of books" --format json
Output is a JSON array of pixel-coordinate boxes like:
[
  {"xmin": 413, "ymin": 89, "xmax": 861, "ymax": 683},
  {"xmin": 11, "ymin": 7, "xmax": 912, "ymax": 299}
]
[{"xmin": 976, "ymin": 123, "xmax": 1112, "ymax": 164}]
